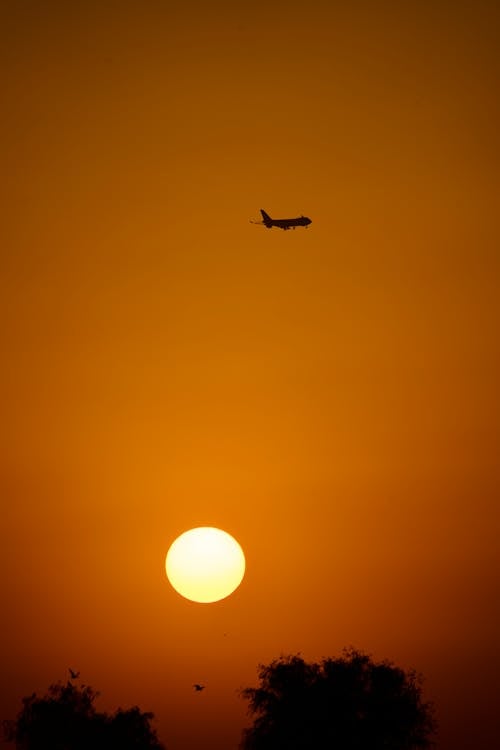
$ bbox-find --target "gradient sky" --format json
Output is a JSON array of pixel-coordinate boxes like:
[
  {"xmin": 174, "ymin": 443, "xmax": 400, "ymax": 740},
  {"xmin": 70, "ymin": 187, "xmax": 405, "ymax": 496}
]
[{"xmin": 1, "ymin": 2, "xmax": 499, "ymax": 749}]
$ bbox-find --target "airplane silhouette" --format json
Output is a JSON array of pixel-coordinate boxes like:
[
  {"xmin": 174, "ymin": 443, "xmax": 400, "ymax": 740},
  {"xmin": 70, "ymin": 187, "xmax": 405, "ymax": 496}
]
[
  {"xmin": 251, "ymin": 209, "xmax": 312, "ymax": 230},
  {"xmin": 69, "ymin": 668, "xmax": 80, "ymax": 679},
  {"xmin": 193, "ymin": 683, "xmax": 205, "ymax": 691}
]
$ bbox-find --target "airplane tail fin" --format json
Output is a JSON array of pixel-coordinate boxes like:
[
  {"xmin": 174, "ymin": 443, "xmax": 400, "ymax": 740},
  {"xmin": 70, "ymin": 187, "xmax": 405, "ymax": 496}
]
[{"xmin": 260, "ymin": 209, "xmax": 272, "ymax": 226}]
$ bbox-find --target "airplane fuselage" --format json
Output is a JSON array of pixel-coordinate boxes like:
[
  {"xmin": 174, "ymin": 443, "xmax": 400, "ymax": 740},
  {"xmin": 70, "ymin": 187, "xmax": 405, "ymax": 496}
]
[{"xmin": 260, "ymin": 209, "xmax": 311, "ymax": 230}]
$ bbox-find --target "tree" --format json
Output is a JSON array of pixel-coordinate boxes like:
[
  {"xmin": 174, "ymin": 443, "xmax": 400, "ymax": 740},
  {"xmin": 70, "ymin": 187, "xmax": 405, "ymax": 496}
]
[
  {"xmin": 240, "ymin": 648, "xmax": 436, "ymax": 750},
  {"xmin": 3, "ymin": 679, "xmax": 166, "ymax": 750}
]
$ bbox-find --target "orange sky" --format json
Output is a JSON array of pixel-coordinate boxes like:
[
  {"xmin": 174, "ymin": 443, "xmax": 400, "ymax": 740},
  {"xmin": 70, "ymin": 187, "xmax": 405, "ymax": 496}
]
[{"xmin": 1, "ymin": 2, "xmax": 499, "ymax": 748}]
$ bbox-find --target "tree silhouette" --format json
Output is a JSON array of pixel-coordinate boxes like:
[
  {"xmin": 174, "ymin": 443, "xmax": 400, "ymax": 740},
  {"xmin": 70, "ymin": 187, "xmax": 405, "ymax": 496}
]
[
  {"xmin": 240, "ymin": 648, "xmax": 436, "ymax": 750},
  {"xmin": 3, "ymin": 679, "xmax": 166, "ymax": 750}
]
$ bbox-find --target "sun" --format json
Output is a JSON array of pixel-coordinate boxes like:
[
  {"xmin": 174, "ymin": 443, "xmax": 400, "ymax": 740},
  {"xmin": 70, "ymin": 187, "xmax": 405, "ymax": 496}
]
[{"xmin": 165, "ymin": 527, "xmax": 245, "ymax": 603}]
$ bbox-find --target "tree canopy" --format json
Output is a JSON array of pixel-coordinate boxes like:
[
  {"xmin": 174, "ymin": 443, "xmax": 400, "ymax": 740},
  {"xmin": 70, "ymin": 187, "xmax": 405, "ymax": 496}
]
[
  {"xmin": 240, "ymin": 648, "xmax": 436, "ymax": 750},
  {"xmin": 3, "ymin": 679, "xmax": 165, "ymax": 750}
]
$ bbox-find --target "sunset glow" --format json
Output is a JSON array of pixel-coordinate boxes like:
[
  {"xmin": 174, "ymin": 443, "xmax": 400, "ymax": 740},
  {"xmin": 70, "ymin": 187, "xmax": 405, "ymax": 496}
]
[{"xmin": 1, "ymin": 3, "xmax": 499, "ymax": 750}]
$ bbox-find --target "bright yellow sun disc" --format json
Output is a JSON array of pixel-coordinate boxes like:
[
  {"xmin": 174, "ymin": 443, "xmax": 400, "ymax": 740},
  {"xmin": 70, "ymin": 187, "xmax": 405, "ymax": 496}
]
[{"xmin": 165, "ymin": 527, "xmax": 245, "ymax": 603}]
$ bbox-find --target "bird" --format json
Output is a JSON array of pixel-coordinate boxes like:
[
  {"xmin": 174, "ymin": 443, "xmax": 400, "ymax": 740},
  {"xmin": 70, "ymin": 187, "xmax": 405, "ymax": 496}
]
[
  {"xmin": 69, "ymin": 668, "xmax": 80, "ymax": 680},
  {"xmin": 193, "ymin": 683, "xmax": 205, "ymax": 691}
]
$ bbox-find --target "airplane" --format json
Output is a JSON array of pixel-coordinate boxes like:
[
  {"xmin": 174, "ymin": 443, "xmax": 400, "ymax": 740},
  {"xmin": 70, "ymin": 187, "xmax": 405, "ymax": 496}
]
[
  {"xmin": 251, "ymin": 209, "xmax": 312, "ymax": 230},
  {"xmin": 193, "ymin": 683, "xmax": 205, "ymax": 692}
]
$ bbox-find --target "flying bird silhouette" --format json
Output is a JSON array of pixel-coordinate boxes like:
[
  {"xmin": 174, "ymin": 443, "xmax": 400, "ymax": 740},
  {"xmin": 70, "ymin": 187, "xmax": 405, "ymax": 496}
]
[
  {"xmin": 69, "ymin": 669, "xmax": 80, "ymax": 679},
  {"xmin": 193, "ymin": 683, "xmax": 205, "ymax": 691}
]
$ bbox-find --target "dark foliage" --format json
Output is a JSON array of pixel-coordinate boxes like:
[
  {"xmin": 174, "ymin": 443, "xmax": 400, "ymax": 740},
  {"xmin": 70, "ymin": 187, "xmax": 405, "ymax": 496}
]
[
  {"xmin": 240, "ymin": 648, "xmax": 436, "ymax": 750},
  {"xmin": 3, "ymin": 680, "xmax": 166, "ymax": 750}
]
